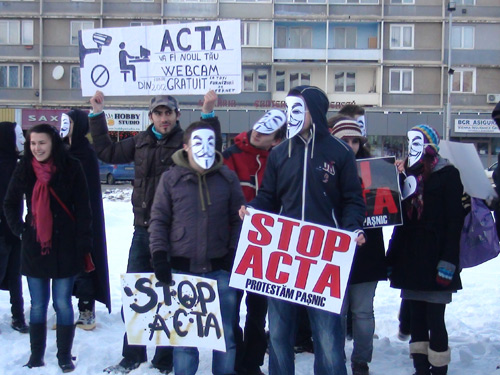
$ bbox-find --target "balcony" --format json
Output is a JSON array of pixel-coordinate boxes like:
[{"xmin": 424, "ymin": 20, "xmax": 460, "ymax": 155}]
[
  {"xmin": 274, "ymin": 48, "xmax": 327, "ymax": 61},
  {"xmin": 328, "ymin": 48, "xmax": 381, "ymax": 61}
]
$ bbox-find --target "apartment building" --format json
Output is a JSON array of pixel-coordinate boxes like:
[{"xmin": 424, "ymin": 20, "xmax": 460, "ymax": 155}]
[{"xmin": 1, "ymin": 0, "xmax": 499, "ymax": 162}]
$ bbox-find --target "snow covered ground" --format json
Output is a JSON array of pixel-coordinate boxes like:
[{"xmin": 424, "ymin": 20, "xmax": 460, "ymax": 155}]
[{"xmin": 1, "ymin": 187, "xmax": 500, "ymax": 375}]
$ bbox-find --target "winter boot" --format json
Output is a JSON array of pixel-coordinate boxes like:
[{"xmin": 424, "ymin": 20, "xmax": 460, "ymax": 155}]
[
  {"xmin": 25, "ymin": 323, "xmax": 46, "ymax": 368},
  {"xmin": 410, "ymin": 342, "xmax": 430, "ymax": 375},
  {"xmin": 56, "ymin": 324, "xmax": 76, "ymax": 373},
  {"xmin": 428, "ymin": 347, "xmax": 451, "ymax": 375},
  {"xmin": 11, "ymin": 316, "xmax": 29, "ymax": 333}
]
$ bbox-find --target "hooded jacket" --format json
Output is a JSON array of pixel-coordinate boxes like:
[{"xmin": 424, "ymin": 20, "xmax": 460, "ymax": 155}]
[
  {"xmin": 249, "ymin": 86, "xmax": 366, "ymax": 232},
  {"xmin": 222, "ymin": 131, "xmax": 270, "ymax": 203},
  {"xmin": 149, "ymin": 149, "xmax": 244, "ymax": 274}
]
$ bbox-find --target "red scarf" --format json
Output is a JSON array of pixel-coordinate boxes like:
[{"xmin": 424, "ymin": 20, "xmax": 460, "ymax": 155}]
[{"xmin": 31, "ymin": 158, "xmax": 56, "ymax": 255}]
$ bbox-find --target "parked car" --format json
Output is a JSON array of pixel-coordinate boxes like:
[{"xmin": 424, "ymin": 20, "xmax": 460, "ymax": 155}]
[{"xmin": 99, "ymin": 161, "xmax": 135, "ymax": 184}]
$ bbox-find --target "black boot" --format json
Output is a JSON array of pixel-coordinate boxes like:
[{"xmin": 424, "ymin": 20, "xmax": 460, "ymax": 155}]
[
  {"xmin": 57, "ymin": 325, "xmax": 76, "ymax": 373},
  {"xmin": 429, "ymin": 347, "xmax": 450, "ymax": 375},
  {"xmin": 412, "ymin": 353, "xmax": 430, "ymax": 375},
  {"xmin": 25, "ymin": 323, "xmax": 46, "ymax": 368}
]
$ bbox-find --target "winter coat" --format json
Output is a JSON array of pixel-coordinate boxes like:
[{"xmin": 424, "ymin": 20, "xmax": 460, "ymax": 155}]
[
  {"xmin": 386, "ymin": 163, "xmax": 464, "ymax": 292},
  {"xmin": 222, "ymin": 131, "xmax": 270, "ymax": 203},
  {"xmin": 67, "ymin": 109, "xmax": 111, "ymax": 312},
  {"xmin": 249, "ymin": 86, "xmax": 366, "ymax": 232},
  {"xmin": 149, "ymin": 150, "xmax": 244, "ymax": 274},
  {"xmin": 3, "ymin": 157, "xmax": 92, "ymax": 279},
  {"xmin": 349, "ymin": 227, "xmax": 387, "ymax": 284},
  {"xmin": 89, "ymin": 112, "xmax": 222, "ymax": 227}
]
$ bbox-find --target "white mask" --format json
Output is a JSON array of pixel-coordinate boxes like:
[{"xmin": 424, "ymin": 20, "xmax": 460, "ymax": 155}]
[
  {"xmin": 191, "ymin": 129, "xmax": 215, "ymax": 170},
  {"xmin": 285, "ymin": 96, "xmax": 306, "ymax": 139},
  {"xmin": 14, "ymin": 123, "xmax": 25, "ymax": 152},
  {"xmin": 253, "ymin": 110, "xmax": 286, "ymax": 135},
  {"xmin": 407, "ymin": 130, "xmax": 425, "ymax": 168},
  {"xmin": 60, "ymin": 113, "xmax": 71, "ymax": 138},
  {"xmin": 402, "ymin": 175, "xmax": 417, "ymax": 200},
  {"xmin": 357, "ymin": 115, "xmax": 367, "ymax": 137}
]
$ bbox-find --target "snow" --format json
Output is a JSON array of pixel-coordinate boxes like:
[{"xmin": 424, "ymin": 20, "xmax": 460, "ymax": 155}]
[{"xmin": 1, "ymin": 188, "xmax": 500, "ymax": 375}]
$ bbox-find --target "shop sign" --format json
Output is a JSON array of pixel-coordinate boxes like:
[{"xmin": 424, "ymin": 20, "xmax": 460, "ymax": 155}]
[{"xmin": 455, "ymin": 119, "xmax": 500, "ymax": 134}]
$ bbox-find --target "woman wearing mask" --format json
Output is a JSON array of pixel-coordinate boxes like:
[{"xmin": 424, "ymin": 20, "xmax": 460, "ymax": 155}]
[
  {"xmin": 386, "ymin": 125, "xmax": 464, "ymax": 375},
  {"xmin": 3, "ymin": 124, "xmax": 93, "ymax": 373}
]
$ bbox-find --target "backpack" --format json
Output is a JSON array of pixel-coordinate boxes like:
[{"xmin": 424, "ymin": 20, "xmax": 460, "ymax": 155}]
[{"xmin": 460, "ymin": 197, "xmax": 500, "ymax": 268}]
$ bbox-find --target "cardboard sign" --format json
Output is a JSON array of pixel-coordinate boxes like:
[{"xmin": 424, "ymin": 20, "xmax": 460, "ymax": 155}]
[
  {"xmin": 105, "ymin": 110, "xmax": 147, "ymax": 131},
  {"xmin": 357, "ymin": 156, "xmax": 403, "ymax": 228},
  {"xmin": 121, "ymin": 273, "xmax": 226, "ymax": 351},
  {"xmin": 229, "ymin": 209, "xmax": 357, "ymax": 314},
  {"xmin": 79, "ymin": 20, "xmax": 241, "ymax": 96}
]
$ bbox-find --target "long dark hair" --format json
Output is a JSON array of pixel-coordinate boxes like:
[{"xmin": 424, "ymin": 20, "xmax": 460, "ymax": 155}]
[{"xmin": 25, "ymin": 124, "xmax": 70, "ymax": 171}]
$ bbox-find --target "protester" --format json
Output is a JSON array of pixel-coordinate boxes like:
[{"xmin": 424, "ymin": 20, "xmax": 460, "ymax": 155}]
[
  {"xmin": 149, "ymin": 121, "xmax": 245, "ymax": 375},
  {"xmin": 89, "ymin": 90, "xmax": 221, "ymax": 374},
  {"xmin": 223, "ymin": 109, "xmax": 286, "ymax": 375},
  {"xmin": 3, "ymin": 124, "xmax": 93, "ymax": 372},
  {"xmin": 491, "ymin": 102, "xmax": 500, "ymax": 232},
  {"xmin": 60, "ymin": 109, "xmax": 111, "ymax": 330},
  {"xmin": 240, "ymin": 85, "xmax": 366, "ymax": 375},
  {"xmin": 339, "ymin": 104, "xmax": 367, "ymax": 137},
  {"xmin": 0, "ymin": 122, "xmax": 28, "ymax": 334},
  {"xmin": 386, "ymin": 125, "xmax": 464, "ymax": 375},
  {"xmin": 329, "ymin": 116, "xmax": 387, "ymax": 375}
]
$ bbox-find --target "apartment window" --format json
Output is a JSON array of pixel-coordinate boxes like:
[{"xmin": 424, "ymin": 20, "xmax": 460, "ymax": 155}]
[
  {"xmin": 389, "ymin": 69, "xmax": 413, "ymax": 93},
  {"xmin": 70, "ymin": 21, "xmax": 94, "ymax": 45},
  {"xmin": 243, "ymin": 69, "xmax": 269, "ymax": 92},
  {"xmin": 241, "ymin": 22, "xmax": 272, "ymax": 47},
  {"xmin": 71, "ymin": 66, "xmax": 81, "ymax": 89},
  {"xmin": 452, "ymin": 26, "xmax": 474, "ymax": 49},
  {"xmin": 334, "ymin": 72, "xmax": 356, "ymax": 92},
  {"xmin": 276, "ymin": 27, "xmax": 312, "ymax": 48},
  {"xmin": 334, "ymin": 27, "xmax": 356, "ymax": 49},
  {"xmin": 391, "ymin": 0, "xmax": 414, "ymax": 3},
  {"xmin": 452, "ymin": 68, "xmax": 475, "ymax": 93},
  {"xmin": 0, "ymin": 65, "xmax": 19, "ymax": 88},
  {"xmin": 290, "ymin": 72, "xmax": 311, "ymax": 88},
  {"xmin": 130, "ymin": 22, "xmax": 154, "ymax": 27},
  {"xmin": 0, "ymin": 20, "xmax": 33, "ymax": 45},
  {"xmin": 457, "ymin": 0, "xmax": 474, "ymax": 4},
  {"xmin": 276, "ymin": 70, "xmax": 285, "ymax": 91},
  {"xmin": 22, "ymin": 65, "xmax": 33, "ymax": 88},
  {"xmin": 331, "ymin": 0, "xmax": 378, "ymax": 3},
  {"xmin": 390, "ymin": 25, "xmax": 414, "ymax": 49}
]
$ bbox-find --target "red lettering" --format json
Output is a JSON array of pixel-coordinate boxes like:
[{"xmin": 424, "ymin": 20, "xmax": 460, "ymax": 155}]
[
  {"xmin": 277, "ymin": 218, "xmax": 300, "ymax": 251},
  {"xmin": 312, "ymin": 264, "xmax": 341, "ymax": 298},
  {"xmin": 266, "ymin": 252, "xmax": 292, "ymax": 284},
  {"xmin": 373, "ymin": 187, "xmax": 398, "ymax": 215},
  {"xmin": 234, "ymin": 245, "xmax": 263, "ymax": 279},
  {"xmin": 248, "ymin": 213, "xmax": 274, "ymax": 246},
  {"xmin": 294, "ymin": 256, "xmax": 317, "ymax": 289},
  {"xmin": 322, "ymin": 231, "xmax": 351, "ymax": 261},
  {"xmin": 296, "ymin": 225, "xmax": 324, "ymax": 258},
  {"xmin": 359, "ymin": 160, "xmax": 372, "ymax": 206}
]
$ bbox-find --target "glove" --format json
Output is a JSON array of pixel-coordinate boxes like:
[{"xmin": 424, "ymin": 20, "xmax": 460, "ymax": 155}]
[
  {"xmin": 436, "ymin": 260, "xmax": 456, "ymax": 287},
  {"xmin": 84, "ymin": 253, "xmax": 95, "ymax": 273},
  {"xmin": 152, "ymin": 251, "xmax": 172, "ymax": 285}
]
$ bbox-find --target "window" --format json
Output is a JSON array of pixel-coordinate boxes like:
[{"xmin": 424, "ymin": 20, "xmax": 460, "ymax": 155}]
[
  {"xmin": 290, "ymin": 72, "xmax": 310, "ymax": 88},
  {"xmin": 275, "ymin": 26, "xmax": 312, "ymax": 48},
  {"xmin": 334, "ymin": 72, "xmax": 356, "ymax": 92},
  {"xmin": 452, "ymin": 26, "xmax": 474, "ymax": 49},
  {"xmin": 452, "ymin": 68, "xmax": 475, "ymax": 93},
  {"xmin": 70, "ymin": 21, "xmax": 94, "ymax": 45},
  {"xmin": 389, "ymin": 69, "xmax": 413, "ymax": 93},
  {"xmin": 0, "ymin": 20, "xmax": 33, "ymax": 45},
  {"xmin": 242, "ymin": 69, "xmax": 269, "ymax": 92},
  {"xmin": 457, "ymin": 0, "xmax": 475, "ymax": 5},
  {"xmin": 331, "ymin": 0, "xmax": 378, "ymax": 3},
  {"xmin": 0, "ymin": 65, "xmax": 19, "ymax": 88},
  {"xmin": 22, "ymin": 65, "xmax": 33, "ymax": 88},
  {"xmin": 241, "ymin": 22, "xmax": 272, "ymax": 47},
  {"xmin": 276, "ymin": 70, "xmax": 285, "ymax": 91},
  {"xmin": 166, "ymin": 0, "xmax": 216, "ymax": 3},
  {"xmin": 221, "ymin": 0, "xmax": 270, "ymax": 2},
  {"xmin": 390, "ymin": 25, "xmax": 414, "ymax": 49},
  {"xmin": 71, "ymin": 66, "xmax": 81, "ymax": 89},
  {"xmin": 130, "ymin": 22, "xmax": 154, "ymax": 27},
  {"xmin": 131, "ymin": 0, "xmax": 154, "ymax": 2},
  {"xmin": 391, "ymin": 0, "xmax": 414, "ymax": 3},
  {"xmin": 334, "ymin": 27, "xmax": 357, "ymax": 49},
  {"xmin": 72, "ymin": 0, "xmax": 94, "ymax": 2}
]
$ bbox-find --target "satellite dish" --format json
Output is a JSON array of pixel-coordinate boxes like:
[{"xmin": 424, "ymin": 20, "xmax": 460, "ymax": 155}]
[{"xmin": 52, "ymin": 65, "xmax": 64, "ymax": 80}]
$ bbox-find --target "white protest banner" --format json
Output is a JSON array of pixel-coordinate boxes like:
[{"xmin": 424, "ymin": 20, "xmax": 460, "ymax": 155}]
[
  {"xmin": 105, "ymin": 110, "xmax": 147, "ymax": 131},
  {"xmin": 439, "ymin": 140, "xmax": 497, "ymax": 201},
  {"xmin": 121, "ymin": 273, "xmax": 226, "ymax": 351},
  {"xmin": 79, "ymin": 20, "xmax": 241, "ymax": 96},
  {"xmin": 229, "ymin": 209, "xmax": 357, "ymax": 314}
]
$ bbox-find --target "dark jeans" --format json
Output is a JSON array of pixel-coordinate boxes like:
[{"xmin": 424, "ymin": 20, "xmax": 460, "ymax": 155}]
[
  {"xmin": 0, "ymin": 235, "xmax": 24, "ymax": 320},
  {"xmin": 121, "ymin": 226, "xmax": 173, "ymax": 369},
  {"xmin": 409, "ymin": 300, "xmax": 448, "ymax": 352},
  {"xmin": 234, "ymin": 290, "xmax": 268, "ymax": 371}
]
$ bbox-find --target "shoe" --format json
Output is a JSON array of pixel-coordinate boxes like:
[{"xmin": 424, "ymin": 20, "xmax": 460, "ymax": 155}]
[
  {"xmin": 351, "ymin": 362, "xmax": 369, "ymax": 375},
  {"xmin": 103, "ymin": 358, "xmax": 142, "ymax": 374},
  {"xmin": 76, "ymin": 309, "xmax": 96, "ymax": 331},
  {"xmin": 346, "ymin": 332, "xmax": 353, "ymax": 341},
  {"xmin": 237, "ymin": 367, "xmax": 265, "ymax": 375},
  {"xmin": 294, "ymin": 338, "xmax": 314, "ymax": 354},
  {"xmin": 11, "ymin": 318, "xmax": 29, "ymax": 333}
]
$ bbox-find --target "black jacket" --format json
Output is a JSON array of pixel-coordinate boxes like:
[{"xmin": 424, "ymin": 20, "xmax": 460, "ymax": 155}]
[
  {"xmin": 3, "ymin": 157, "xmax": 93, "ymax": 279},
  {"xmin": 349, "ymin": 227, "xmax": 387, "ymax": 284}
]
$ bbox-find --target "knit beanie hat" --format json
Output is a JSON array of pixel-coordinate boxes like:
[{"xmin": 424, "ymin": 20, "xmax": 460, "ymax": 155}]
[
  {"xmin": 330, "ymin": 119, "xmax": 367, "ymax": 144},
  {"xmin": 409, "ymin": 124, "xmax": 440, "ymax": 154}
]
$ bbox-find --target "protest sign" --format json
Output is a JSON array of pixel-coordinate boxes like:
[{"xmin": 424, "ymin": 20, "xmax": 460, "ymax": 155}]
[
  {"xmin": 79, "ymin": 20, "xmax": 241, "ymax": 96},
  {"xmin": 121, "ymin": 273, "xmax": 226, "ymax": 351},
  {"xmin": 229, "ymin": 209, "xmax": 357, "ymax": 314},
  {"xmin": 356, "ymin": 156, "xmax": 403, "ymax": 228}
]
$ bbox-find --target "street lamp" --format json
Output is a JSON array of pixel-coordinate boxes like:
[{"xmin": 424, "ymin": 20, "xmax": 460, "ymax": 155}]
[{"xmin": 445, "ymin": 1, "xmax": 456, "ymax": 141}]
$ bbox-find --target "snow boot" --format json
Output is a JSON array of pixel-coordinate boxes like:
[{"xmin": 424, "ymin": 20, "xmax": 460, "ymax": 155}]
[
  {"xmin": 57, "ymin": 324, "xmax": 76, "ymax": 373},
  {"xmin": 25, "ymin": 323, "xmax": 46, "ymax": 368},
  {"xmin": 428, "ymin": 347, "xmax": 450, "ymax": 375},
  {"xmin": 11, "ymin": 316, "xmax": 29, "ymax": 333},
  {"xmin": 410, "ymin": 341, "xmax": 430, "ymax": 375}
]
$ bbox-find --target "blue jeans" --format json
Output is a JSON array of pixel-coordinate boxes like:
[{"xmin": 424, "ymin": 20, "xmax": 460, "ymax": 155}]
[
  {"xmin": 27, "ymin": 276, "xmax": 75, "ymax": 325},
  {"xmin": 268, "ymin": 298, "xmax": 347, "ymax": 375},
  {"xmin": 173, "ymin": 270, "xmax": 237, "ymax": 375}
]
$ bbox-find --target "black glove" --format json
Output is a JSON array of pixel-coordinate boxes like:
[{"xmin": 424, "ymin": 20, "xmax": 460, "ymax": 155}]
[{"xmin": 152, "ymin": 252, "xmax": 172, "ymax": 285}]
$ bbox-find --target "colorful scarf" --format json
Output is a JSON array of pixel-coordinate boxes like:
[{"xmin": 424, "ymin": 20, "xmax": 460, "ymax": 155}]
[
  {"xmin": 405, "ymin": 155, "xmax": 439, "ymax": 220},
  {"xmin": 31, "ymin": 158, "xmax": 56, "ymax": 255}
]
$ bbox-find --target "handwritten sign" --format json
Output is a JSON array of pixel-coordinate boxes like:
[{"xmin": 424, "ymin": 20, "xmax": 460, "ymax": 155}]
[
  {"xmin": 229, "ymin": 209, "xmax": 357, "ymax": 314},
  {"xmin": 121, "ymin": 273, "xmax": 226, "ymax": 351},
  {"xmin": 79, "ymin": 20, "xmax": 241, "ymax": 96}
]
